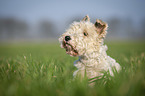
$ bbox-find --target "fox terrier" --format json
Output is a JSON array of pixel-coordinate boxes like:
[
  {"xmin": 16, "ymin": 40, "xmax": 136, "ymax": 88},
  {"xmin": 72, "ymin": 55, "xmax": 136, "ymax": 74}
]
[{"xmin": 59, "ymin": 15, "xmax": 121, "ymax": 81}]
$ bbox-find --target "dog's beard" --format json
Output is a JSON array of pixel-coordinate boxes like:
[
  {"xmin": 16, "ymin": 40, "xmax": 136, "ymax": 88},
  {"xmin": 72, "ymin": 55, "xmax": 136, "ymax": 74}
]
[{"xmin": 62, "ymin": 41, "xmax": 78, "ymax": 56}]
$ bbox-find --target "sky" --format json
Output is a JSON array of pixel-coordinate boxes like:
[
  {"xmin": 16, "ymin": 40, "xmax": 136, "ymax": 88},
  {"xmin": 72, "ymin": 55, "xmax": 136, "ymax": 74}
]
[
  {"xmin": 0, "ymin": 0, "xmax": 145, "ymax": 40},
  {"xmin": 0, "ymin": 0, "xmax": 145, "ymax": 24}
]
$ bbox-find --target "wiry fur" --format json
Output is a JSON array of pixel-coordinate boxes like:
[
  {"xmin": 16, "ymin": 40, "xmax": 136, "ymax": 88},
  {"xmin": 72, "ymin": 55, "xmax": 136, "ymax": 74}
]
[{"xmin": 59, "ymin": 16, "xmax": 121, "ymax": 80}]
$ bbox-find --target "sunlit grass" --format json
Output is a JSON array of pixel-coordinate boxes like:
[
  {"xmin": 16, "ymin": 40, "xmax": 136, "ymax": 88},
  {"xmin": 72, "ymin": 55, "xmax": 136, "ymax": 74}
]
[{"xmin": 0, "ymin": 42, "xmax": 145, "ymax": 96}]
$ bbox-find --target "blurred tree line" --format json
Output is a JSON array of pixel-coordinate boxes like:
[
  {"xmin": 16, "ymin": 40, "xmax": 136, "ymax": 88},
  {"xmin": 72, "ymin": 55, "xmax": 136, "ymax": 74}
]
[
  {"xmin": 0, "ymin": 16, "xmax": 145, "ymax": 42},
  {"xmin": 0, "ymin": 18, "xmax": 56, "ymax": 42}
]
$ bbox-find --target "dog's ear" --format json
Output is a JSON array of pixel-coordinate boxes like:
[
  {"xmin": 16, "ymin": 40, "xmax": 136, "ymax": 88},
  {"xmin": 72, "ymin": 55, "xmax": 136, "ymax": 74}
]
[
  {"xmin": 82, "ymin": 15, "xmax": 90, "ymax": 22},
  {"xmin": 94, "ymin": 19, "xmax": 108, "ymax": 38}
]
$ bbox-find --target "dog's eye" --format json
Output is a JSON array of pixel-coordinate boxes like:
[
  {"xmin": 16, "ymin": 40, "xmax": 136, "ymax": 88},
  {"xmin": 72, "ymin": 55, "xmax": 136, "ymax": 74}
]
[{"xmin": 83, "ymin": 31, "xmax": 88, "ymax": 36}]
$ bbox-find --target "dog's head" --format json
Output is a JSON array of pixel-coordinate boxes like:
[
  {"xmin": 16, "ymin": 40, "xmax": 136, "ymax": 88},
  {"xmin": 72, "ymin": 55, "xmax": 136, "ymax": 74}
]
[{"xmin": 59, "ymin": 15, "xmax": 108, "ymax": 57}]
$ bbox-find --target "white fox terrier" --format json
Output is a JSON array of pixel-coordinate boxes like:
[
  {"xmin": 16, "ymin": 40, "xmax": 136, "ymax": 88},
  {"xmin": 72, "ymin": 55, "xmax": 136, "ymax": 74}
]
[{"xmin": 59, "ymin": 15, "xmax": 121, "ymax": 81}]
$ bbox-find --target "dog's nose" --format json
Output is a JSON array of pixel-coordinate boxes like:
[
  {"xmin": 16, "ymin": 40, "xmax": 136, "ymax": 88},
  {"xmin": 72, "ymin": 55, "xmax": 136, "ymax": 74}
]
[{"xmin": 65, "ymin": 36, "xmax": 71, "ymax": 41}]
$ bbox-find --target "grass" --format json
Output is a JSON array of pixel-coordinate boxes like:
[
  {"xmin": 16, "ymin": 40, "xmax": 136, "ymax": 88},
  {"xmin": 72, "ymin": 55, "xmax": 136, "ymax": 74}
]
[{"xmin": 0, "ymin": 42, "xmax": 145, "ymax": 96}]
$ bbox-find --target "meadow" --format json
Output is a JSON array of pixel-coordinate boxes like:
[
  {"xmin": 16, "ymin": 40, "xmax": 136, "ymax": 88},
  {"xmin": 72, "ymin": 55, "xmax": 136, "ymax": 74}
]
[{"xmin": 0, "ymin": 42, "xmax": 145, "ymax": 96}]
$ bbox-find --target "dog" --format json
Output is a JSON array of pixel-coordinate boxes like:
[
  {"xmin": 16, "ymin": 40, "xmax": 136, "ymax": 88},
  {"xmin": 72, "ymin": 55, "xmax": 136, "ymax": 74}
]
[{"xmin": 59, "ymin": 15, "xmax": 121, "ymax": 81}]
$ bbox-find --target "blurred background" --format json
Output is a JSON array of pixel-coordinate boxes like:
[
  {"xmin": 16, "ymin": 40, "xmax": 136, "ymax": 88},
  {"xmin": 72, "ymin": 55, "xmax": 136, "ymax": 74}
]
[{"xmin": 0, "ymin": 0, "xmax": 145, "ymax": 43}]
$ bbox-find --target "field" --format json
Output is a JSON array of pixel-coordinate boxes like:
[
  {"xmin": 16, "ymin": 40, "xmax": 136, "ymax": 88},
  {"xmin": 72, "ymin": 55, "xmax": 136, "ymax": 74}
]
[{"xmin": 0, "ymin": 42, "xmax": 145, "ymax": 96}]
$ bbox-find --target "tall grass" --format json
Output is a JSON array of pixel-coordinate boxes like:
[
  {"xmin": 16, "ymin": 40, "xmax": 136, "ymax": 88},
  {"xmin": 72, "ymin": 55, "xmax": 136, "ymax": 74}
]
[{"xmin": 0, "ymin": 42, "xmax": 145, "ymax": 96}]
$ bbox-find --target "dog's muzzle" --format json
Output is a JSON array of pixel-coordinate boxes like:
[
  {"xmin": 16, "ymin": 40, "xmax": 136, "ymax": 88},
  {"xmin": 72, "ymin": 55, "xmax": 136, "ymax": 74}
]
[{"xmin": 62, "ymin": 39, "xmax": 78, "ymax": 56}]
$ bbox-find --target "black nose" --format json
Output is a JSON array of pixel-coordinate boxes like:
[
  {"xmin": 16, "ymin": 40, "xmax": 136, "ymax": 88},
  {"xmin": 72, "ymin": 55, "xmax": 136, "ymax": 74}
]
[{"xmin": 65, "ymin": 36, "xmax": 71, "ymax": 41}]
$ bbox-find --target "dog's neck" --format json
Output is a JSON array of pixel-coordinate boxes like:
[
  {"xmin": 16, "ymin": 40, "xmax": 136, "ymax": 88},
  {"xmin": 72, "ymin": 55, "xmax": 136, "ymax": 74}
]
[
  {"xmin": 81, "ymin": 45, "xmax": 107, "ymax": 59},
  {"xmin": 74, "ymin": 45, "xmax": 108, "ymax": 71},
  {"xmin": 77, "ymin": 45, "xmax": 108, "ymax": 66}
]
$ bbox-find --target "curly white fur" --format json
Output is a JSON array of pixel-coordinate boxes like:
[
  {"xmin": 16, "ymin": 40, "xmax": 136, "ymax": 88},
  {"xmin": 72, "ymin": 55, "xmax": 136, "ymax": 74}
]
[{"xmin": 59, "ymin": 16, "xmax": 121, "ymax": 80}]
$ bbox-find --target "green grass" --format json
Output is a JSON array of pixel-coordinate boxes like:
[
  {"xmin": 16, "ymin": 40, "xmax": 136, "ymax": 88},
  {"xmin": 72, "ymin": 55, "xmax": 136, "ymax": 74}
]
[{"xmin": 0, "ymin": 42, "xmax": 145, "ymax": 96}]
